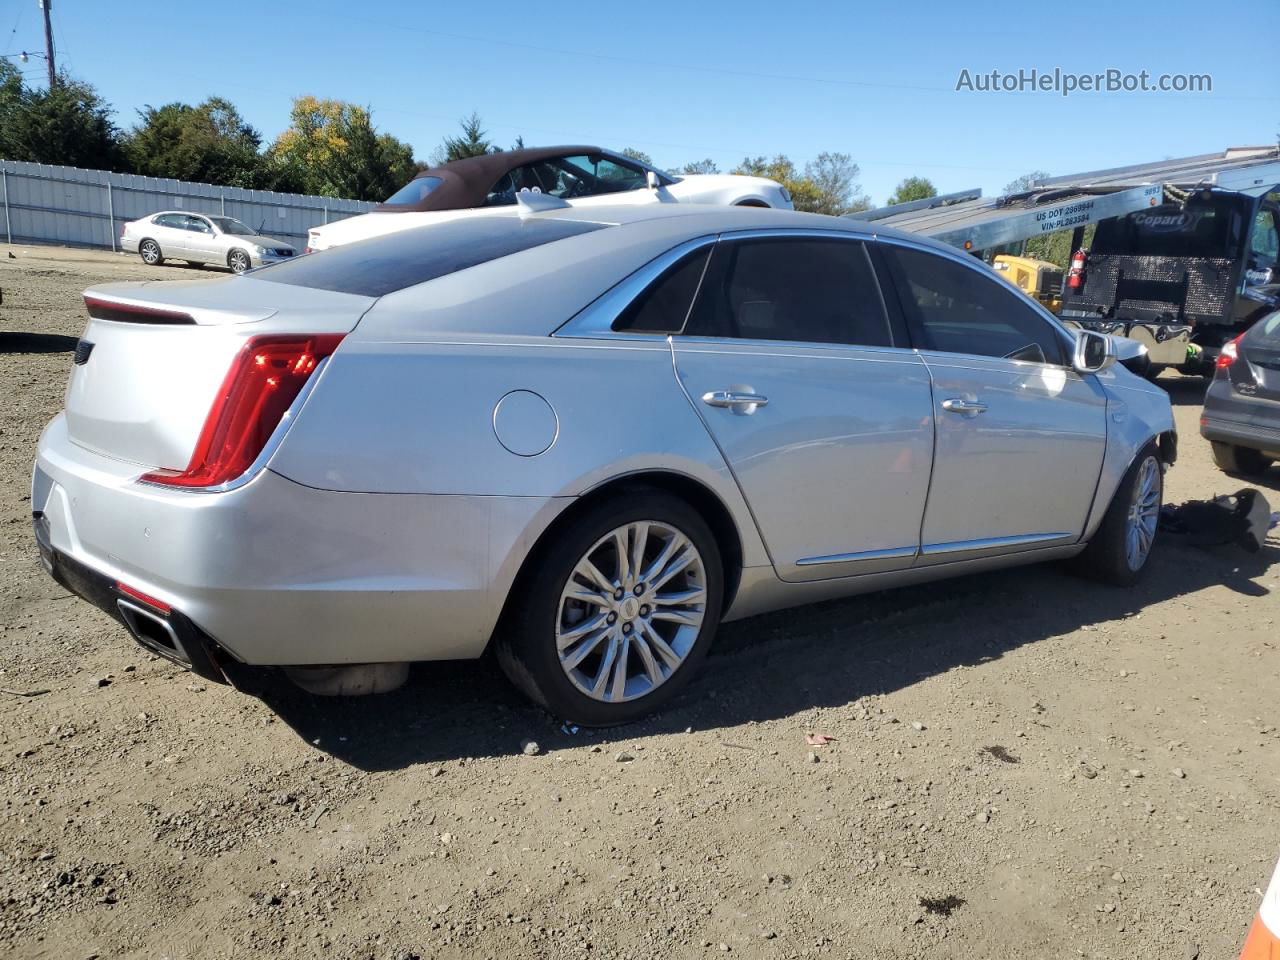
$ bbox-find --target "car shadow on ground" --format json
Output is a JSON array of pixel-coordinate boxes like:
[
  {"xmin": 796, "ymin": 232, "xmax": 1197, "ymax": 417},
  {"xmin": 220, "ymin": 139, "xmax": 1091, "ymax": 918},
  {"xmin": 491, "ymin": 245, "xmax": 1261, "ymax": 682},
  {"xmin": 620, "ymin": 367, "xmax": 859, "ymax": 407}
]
[
  {"xmin": 233, "ymin": 536, "xmax": 1277, "ymax": 772},
  {"xmin": 0, "ymin": 332, "xmax": 78, "ymax": 354},
  {"xmin": 1159, "ymin": 375, "xmax": 1207, "ymax": 407}
]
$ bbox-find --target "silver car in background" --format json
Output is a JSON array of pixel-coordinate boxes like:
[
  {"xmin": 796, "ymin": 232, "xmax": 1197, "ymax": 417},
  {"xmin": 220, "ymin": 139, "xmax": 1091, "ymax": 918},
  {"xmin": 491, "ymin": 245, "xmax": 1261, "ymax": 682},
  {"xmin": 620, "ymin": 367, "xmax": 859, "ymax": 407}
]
[
  {"xmin": 119, "ymin": 211, "xmax": 297, "ymax": 274},
  {"xmin": 33, "ymin": 203, "xmax": 1176, "ymax": 725}
]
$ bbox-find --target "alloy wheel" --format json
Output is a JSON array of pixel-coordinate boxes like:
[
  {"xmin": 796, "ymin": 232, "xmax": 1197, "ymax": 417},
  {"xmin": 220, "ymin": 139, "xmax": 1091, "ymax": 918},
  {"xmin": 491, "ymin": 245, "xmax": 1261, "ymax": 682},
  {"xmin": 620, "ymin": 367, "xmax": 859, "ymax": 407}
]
[
  {"xmin": 141, "ymin": 241, "xmax": 159, "ymax": 265},
  {"xmin": 230, "ymin": 251, "xmax": 250, "ymax": 274},
  {"xmin": 1124, "ymin": 456, "xmax": 1160, "ymax": 571},
  {"xmin": 555, "ymin": 520, "xmax": 707, "ymax": 703}
]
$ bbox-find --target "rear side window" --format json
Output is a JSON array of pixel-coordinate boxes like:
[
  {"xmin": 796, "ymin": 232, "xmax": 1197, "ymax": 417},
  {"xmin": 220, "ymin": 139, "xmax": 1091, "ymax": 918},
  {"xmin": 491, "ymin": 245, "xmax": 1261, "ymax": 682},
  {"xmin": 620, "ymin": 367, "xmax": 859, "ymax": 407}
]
[
  {"xmin": 883, "ymin": 245, "xmax": 1066, "ymax": 365},
  {"xmin": 382, "ymin": 176, "xmax": 444, "ymax": 205},
  {"xmin": 683, "ymin": 237, "xmax": 894, "ymax": 348},
  {"xmin": 613, "ymin": 248, "xmax": 711, "ymax": 334},
  {"xmin": 253, "ymin": 217, "xmax": 608, "ymax": 297}
]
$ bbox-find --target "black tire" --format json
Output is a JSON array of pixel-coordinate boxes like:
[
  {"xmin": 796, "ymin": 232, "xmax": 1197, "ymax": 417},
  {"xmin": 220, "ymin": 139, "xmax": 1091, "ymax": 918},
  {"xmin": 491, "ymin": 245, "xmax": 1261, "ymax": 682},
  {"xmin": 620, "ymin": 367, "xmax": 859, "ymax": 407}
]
[
  {"xmin": 1073, "ymin": 442, "xmax": 1163, "ymax": 586},
  {"xmin": 495, "ymin": 492, "xmax": 724, "ymax": 726},
  {"xmin": 1210, "ymin": 441, "xmax": 1273, "ymax": 477},
  {"xmin": 139, "ymin": 239, "xmax": 163, "ymax": 266},
  {"xmin": 227, "ymin": 249, "xmax": 251, "ymax": 274}
]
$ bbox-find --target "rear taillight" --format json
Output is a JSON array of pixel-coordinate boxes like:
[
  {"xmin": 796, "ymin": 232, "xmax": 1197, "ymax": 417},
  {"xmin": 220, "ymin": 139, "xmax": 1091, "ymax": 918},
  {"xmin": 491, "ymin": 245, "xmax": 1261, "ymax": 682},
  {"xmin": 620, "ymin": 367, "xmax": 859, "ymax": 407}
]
[
  {"xmin": 140, "ymin": 333, "xmax": 343, "ymax": 489},
  {"xmin": 1067, "ymin": 249, "xmax": 1087, "ymax": 290},
  {"xmin": 1216, "ymin": 334, "xmax": 1244, "ymax": 369}
]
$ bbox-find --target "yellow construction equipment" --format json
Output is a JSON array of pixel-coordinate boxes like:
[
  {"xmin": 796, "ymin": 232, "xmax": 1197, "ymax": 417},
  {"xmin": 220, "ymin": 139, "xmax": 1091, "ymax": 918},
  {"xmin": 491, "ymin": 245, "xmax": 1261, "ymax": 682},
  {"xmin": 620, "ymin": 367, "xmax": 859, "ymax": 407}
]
[{"xmin": 992, "ymin": 254, "xmax": 1063, "ymax": 314}]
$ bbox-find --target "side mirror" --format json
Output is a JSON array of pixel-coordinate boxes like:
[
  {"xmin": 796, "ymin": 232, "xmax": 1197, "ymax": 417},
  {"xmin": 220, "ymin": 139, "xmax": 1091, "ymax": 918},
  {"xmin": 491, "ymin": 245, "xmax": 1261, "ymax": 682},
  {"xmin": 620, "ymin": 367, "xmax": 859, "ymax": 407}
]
[
  {"xmin": 1072, "ymin": 329, "xmax": 1116, "ymax": 374},
  {"xmin": 645, "ymin": 170, "xmax": 660, "ymax": 190}
]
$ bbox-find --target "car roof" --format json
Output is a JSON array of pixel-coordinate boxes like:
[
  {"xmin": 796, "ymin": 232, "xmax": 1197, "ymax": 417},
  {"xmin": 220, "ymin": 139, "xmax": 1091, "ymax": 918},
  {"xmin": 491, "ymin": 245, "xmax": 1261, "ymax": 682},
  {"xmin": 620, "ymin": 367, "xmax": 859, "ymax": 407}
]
[{"xmin": 353, "ymin": 203, "xmax": 970, "ymax": 340}]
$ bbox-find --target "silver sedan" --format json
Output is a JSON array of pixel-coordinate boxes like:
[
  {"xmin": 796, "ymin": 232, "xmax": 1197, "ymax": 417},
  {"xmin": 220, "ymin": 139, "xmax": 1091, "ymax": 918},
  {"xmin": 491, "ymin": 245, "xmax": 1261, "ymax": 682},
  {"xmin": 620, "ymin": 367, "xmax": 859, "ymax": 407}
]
[
  {"xmin": 119, "ymin": 211, "xmax": 297, "ymax": 273},
  {"xmin": 34, "ymin": 203, "xmax": 1175, "ymax": 725}
]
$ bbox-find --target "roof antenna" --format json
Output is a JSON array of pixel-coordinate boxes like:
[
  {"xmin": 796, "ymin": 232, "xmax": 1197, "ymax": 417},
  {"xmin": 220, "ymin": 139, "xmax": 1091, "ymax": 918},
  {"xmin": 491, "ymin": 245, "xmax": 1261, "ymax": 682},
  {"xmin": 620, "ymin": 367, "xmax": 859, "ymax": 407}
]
[{"xmin": 517, "ymin": 190, "xmax": 572, "ymax": 218}]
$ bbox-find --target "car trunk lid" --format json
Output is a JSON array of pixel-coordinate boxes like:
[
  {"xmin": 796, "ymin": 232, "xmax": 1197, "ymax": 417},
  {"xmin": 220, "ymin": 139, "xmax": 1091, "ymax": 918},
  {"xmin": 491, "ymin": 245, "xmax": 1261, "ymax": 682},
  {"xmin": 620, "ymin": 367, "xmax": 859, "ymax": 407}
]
[{"xmin": 64, "ymin": 276, "xmax": 374, "ymax": 470}]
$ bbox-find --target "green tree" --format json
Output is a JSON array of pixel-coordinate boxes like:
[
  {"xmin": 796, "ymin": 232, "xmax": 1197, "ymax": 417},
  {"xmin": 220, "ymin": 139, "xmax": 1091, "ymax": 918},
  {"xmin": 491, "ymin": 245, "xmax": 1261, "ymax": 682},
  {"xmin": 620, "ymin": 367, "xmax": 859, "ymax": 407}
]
[
  {"xmin": 0, "ymin": 69, "xmax": 124, "ymax": 170},
  {"xmin": 806, "ymin": 152, "xmax": 870, "ymax": 215},
  {"xmin": 886, "ymin": 176, "xmax": 937, "ymax": 206},
  {"xmin": 679, "ymin": 158, "xmax": 720, "ymax": 175},
  {"xmin": 1003, "ymin": 170, "xmax": 1051, "ymax": 195},
  {"xmin": 125, "ymin": 97, "xmax": 263, "ymax": 187},
  {"xmin": 620, "ymin": 147, "xmax": 653, "ymax": 166},
  {"xmin": 440, "ymin": 112, "xmax": 495, "ymax": 162},
  {"xmin": 734, "ymin": 153, "xmax": 868, "ymax": 215},
  {"xmin": 268, "ymin": 96, "xmax": 418, "ymax": 200}
]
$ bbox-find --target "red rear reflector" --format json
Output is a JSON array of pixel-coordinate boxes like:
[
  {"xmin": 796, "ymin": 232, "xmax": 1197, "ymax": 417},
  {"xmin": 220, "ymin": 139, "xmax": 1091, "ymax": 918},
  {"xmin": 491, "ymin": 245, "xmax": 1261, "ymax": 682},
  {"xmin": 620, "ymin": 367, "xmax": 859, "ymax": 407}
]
[
  {"xmin": 116, "ymin": 581, "xmax": 171, "ymax": 614},
  {"xmin": 140, "ymin": 333, "xmax": 343, "ymax": 489},
  {"xmin": 85, "ymin": 295, "xmax": 195, "ymax": 326}
]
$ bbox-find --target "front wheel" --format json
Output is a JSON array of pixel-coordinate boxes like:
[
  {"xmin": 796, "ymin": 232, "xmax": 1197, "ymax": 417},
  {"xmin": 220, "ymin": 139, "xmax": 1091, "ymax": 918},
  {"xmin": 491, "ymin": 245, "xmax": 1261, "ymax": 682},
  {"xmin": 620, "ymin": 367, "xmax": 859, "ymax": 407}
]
[
  {"xmin": 495, "ymin": 493, "xmax": 724, "ymax": 726},
  {"xmin": 1073, "ymin": 443, "xmax": 1163, "ymax": 586},
  {"xmin": 228, "ymin": 249, "xmax": 251, "ymax": 274},
  {"xmin": 139, "ymin": 239, "xmax": 163, "ymax": 266}
]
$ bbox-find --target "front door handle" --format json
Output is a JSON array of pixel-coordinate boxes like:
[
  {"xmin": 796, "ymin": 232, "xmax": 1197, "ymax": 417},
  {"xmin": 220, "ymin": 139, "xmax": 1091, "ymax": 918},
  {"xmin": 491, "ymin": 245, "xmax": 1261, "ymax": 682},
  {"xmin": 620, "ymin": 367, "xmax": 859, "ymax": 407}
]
[
  {"xmin": 941, "ymin": 397, "xmax": 988, "ymax": 416},
  {"xmin": 702, "ymin": 390, "xmax": 769, "ymax": 414}
]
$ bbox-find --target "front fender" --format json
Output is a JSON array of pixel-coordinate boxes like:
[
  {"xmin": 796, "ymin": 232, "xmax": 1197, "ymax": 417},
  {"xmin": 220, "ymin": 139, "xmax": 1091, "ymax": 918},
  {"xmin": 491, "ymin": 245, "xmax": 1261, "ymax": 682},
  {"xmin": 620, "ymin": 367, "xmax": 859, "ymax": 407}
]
[{"xmin": 1081, "ymin": 369, "xmax": 1176, "ymax": 540}]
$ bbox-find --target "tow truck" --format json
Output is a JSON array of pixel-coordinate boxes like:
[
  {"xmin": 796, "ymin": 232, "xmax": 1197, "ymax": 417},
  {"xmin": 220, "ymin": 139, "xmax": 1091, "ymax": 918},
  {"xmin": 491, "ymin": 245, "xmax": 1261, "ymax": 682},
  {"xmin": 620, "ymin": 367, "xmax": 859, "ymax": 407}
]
[{"xmin": 852, "ymin": 147, "xmax": 1280, "ymax": 374}]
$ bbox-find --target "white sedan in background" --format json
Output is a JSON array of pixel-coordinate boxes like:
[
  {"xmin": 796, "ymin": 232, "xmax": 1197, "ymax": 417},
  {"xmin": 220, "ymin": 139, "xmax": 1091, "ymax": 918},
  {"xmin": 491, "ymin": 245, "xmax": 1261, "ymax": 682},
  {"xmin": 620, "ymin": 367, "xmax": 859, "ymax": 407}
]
[
  {"xmin": 306, "ymin": 146, "xmax": 792, "ymax": 251},
  {"xmin": 121, "ymin": 212, "xmax": 297, "ymax": 274}
]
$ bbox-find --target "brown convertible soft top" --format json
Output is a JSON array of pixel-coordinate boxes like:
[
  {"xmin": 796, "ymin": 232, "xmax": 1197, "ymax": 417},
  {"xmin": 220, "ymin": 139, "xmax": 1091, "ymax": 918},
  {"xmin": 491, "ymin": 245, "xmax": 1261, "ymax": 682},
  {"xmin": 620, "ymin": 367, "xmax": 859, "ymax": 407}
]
[{"xmin": 374, "ymin": 146, "xmax": 605, "ymax": 212}]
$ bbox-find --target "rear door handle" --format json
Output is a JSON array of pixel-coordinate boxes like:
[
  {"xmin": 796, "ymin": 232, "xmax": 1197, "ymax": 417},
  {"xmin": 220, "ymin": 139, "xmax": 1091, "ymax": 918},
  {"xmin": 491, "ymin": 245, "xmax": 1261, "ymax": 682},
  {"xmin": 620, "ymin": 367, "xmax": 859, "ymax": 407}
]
[
  {"xmin": 941, "ymin": 398, "xmax": 988, "ymax": 416},
  {"xmin": 702, "ymin": 390, "xmax": 769, "ymax": 413}
]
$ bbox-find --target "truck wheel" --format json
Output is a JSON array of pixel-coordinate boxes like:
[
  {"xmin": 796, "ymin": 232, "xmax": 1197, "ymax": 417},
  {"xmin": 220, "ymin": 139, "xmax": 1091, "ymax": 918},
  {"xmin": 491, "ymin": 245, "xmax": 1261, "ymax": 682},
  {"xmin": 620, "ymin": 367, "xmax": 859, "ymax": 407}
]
[
  {"xmin": 1211, "ymin": 442, "xmax": 1273, "ymax": 477},
  {"xmin": 1073, "ymin": 442, "xmax": 1162, "ymax": 587}
]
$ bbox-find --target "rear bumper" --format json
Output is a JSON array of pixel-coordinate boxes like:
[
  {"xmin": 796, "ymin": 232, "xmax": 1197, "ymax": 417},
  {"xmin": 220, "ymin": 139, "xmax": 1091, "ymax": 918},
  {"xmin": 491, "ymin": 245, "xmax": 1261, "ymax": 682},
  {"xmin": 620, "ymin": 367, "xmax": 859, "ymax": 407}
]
[
  {"xmin": 1201, "ymin": 413, "xmax": 1280, "ymax": 455},
  {"xmin": 33, "ymin": 413, "xmax": 569, "ymax": 666},
  {"xmin": 34, "ymin": 513, "xmax": 231, "ymax": 683}
]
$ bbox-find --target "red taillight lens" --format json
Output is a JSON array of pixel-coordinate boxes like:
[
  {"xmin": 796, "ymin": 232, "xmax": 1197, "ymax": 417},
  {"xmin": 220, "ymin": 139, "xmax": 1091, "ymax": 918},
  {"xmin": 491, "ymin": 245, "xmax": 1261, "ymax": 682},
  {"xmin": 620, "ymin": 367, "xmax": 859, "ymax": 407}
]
[
  {"xmin": 1216, "ymin": 334, "xmax": 1243, "ymax": 369},
  {"xmin": 141, "ymin": 333, "xmax": 343, "ymax": 489}
]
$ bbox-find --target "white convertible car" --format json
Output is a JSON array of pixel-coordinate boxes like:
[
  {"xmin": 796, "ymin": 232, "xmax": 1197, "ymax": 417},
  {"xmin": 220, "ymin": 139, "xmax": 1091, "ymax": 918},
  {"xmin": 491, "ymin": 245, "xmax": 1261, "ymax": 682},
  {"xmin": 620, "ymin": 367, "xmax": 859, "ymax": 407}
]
[{"xmin": 306, "ymin": 146, "xmax": 792, "ymax": 251}]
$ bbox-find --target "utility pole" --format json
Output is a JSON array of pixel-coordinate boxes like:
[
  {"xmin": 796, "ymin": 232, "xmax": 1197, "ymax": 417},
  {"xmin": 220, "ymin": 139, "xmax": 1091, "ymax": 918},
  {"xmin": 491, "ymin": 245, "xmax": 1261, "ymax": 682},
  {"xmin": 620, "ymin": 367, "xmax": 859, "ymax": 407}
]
[{"xmin": 40, "ymin": 0, "xmax": 55, "ymax": 87}]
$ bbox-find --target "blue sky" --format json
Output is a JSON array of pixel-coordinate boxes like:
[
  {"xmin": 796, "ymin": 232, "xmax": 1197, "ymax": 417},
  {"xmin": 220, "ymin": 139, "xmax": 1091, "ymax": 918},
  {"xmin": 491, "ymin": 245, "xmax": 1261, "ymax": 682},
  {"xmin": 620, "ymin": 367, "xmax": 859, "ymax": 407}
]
[{"xmin": 7, "ymin": 0, "xmax": 1278, "ymax": 204}]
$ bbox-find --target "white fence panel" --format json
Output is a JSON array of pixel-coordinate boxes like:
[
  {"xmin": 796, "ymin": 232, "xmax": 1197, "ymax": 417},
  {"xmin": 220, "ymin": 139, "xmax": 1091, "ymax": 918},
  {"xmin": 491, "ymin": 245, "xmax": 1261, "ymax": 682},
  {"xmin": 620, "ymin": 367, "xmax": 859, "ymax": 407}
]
[{"xmin": 0, "ymin": 160, "xmax": 376, "ymax": 251}]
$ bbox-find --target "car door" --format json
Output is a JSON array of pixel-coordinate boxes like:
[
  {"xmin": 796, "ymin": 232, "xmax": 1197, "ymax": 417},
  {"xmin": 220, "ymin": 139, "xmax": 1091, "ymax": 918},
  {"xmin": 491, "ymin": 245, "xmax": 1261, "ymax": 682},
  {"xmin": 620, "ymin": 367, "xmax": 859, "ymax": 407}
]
[
  {"xmin": 183, "ymin": 215, "xmax": 219, "ymax": 263},
  {"xmin": 152, "ymin": 214, "xmax": 188, "ymax": 254},
  {"xmin": 877, "ymin": 241, "xmax": 1108, "ymax": 565},
  {"xmin": 668, "ymin": 233, "xmax": 936, "ymax": 582}
]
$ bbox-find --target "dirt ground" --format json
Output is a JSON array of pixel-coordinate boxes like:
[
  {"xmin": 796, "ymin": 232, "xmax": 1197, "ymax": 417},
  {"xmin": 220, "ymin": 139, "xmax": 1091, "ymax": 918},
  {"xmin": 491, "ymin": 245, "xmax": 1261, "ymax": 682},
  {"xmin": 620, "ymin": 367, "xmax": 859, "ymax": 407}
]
[{"xmin": 1, "ymin": 245, "xmax": 1277, "ymax": 960}]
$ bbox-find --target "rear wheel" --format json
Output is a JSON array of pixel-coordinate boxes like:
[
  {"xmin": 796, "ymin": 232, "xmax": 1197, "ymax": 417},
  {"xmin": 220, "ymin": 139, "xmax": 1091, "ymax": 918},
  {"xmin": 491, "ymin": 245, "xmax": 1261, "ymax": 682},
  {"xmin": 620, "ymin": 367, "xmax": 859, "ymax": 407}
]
[
  {"xmin": 495, "ymin": 493, "xmax": 723, "ymax": 726},
  {"xmin": 228, "ymin": 249, "xmax": 251, "ymax": 274},
  {"xmin": 1074, "ymin": 443, "xmax": 1163, "ymax": 586},
  {"xmin": 139, "ymin": 239, "xmax": 163, "ymax": 266},
  {"xmin": 1211, "ymin": 441, "xmax": 1273, "ymax": 477}
]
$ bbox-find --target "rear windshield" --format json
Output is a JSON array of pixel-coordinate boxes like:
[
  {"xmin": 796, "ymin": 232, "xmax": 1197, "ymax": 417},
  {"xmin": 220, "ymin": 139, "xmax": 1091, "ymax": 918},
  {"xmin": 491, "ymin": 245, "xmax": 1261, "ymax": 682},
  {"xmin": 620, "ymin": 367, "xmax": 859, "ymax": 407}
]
[
  {"xmin": 252, "ymin": 217, "xmax": 607, "ymax": 297},
  {"xmin": 1092, "ymin": 198, "xmax": 1250, "ymax": 259},
  {"xmin": 383, "ymin": 176, "xmax": 444, "ymax": 205}
]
